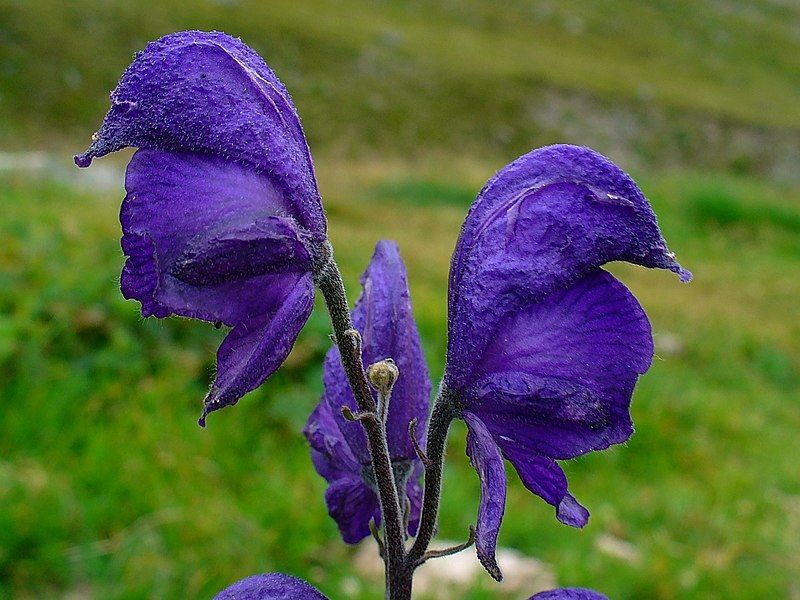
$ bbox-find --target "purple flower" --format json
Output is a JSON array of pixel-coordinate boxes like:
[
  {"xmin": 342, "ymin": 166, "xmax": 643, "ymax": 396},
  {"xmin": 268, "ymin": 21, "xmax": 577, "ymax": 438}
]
[
  {"xmin": 444, "ymin": 145, "xmax": 690, "ymax": 579},
  {"xmin": 75, "ymin": 31, "xmax": 328, "ymax": 424},
  {"xmin": 304, "ymin": 241, "xmax": 431, "ymax": 543},
  {"xmin": 528, "ymin": 588, "xmax": 609, "ymax": 600},
  {"xmin": 213, "ymin": 573, "xmax": 328, "ymax": 599}
]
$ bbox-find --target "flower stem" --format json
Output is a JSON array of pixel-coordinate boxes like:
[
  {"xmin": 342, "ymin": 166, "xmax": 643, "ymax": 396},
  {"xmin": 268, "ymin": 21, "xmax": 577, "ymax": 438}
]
[
  {"xmin": 317, "ymin": 258, "xmax": 412, "ymax": 600},
  {"xmin": 407, "ymin": 388, "xmax": 457, "ymax": 565}
]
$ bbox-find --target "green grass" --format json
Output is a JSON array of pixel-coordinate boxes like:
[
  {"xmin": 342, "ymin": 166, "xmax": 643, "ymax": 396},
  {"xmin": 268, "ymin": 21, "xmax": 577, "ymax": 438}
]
[
  {"xmin": 1, "ymin": 158, "xmax": 798, "ymax": 598},
  {"xmin": 2, "ymin": 0, "xmax": 799, "ymax": 170}
]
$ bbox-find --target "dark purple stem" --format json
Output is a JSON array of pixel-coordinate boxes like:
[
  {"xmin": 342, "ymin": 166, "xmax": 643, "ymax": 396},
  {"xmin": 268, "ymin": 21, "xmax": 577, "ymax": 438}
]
[{"xmin": 407, "ymin": 388, "xmax": 457, "ymax": 565}]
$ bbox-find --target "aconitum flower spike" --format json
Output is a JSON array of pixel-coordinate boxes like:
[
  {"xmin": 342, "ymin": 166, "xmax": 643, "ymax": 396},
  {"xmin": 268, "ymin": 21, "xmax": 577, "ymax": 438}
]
[
  {"xmin": 75, "ymin": 31, "xmax": 330, "ymax": 424},
  {"xmin": 213, "ymin": 573, "xmax": 329, "ymax": 599},
  {"xmin": 528, "ymin": 589, "xmax": 609, "ymax": 600},
  {"xmin": 444, "ymin": 144, "xmax": 690, "ymax": 579},
  {"xmin": 304, "ymin": 241, "xmax": 431, "ymax": 543}
]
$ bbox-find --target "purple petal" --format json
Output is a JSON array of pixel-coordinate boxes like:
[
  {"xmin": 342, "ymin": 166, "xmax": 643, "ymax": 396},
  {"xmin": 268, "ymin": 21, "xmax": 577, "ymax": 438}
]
[
  {"xmin": 307, "ymin": 242, "xmax": 430, "ymax": 543},
  {"xmin": 360, "ymin": 241, "xmax": 431, "ymax": 460},
  {"xmin": 323, "ymin": 240, "xmax": 431, "ymax": 463},
  {"xmin": 324, "ymin": 475, "xmax": 381, "ymax": 544},
  {"xmin": 461, "ymin": 269, "xmax": 651, "ymax": 459},
  {"xmin": 304, "ymin": 401, "xmax": 361, "ymax": 479},
  {"xmin": 528, "ymin": 588, "xmax": 609, "ymax": 600},
  {"xmin": 119, "ymin": 148, "xmax": 315, "ymax": 422},
  {"xmin": 446, "ymin": 144, "xmax": 689, "ymax": 390},
  {"xmin": 309, "ymin": 449, "xmax": 345, "ymax": 485},
  {"xmin": 497, "ymin": 439, "xmax": 589, "ymax": 528},
  {"xmin": 464, "ymin": 412, "xmax": 506, "ymax": 582},
  {"xmin": 202, "ymin": 273, "xmax": 314, "ymax": 422},
  {"xmin": 213, "ymin": 573, "xmax": 329, "ymax": 600},
  {"xmin": 304, "ymin": 399, "xmax": 379, "ymax": 544},
  {"xmin": 121, "ymin": 149, "xmax": 313, "ymax": 323},
  {"xmin": 76, "ymin": 30, "xmax": 325, "ymax": 236},
  {"xmin": 319, "ymin": 345, "xmax": 370, "ymax": 464},
  {"xmin": 307, "ymin": 414, "xmax": 421, "ymax": 543}
]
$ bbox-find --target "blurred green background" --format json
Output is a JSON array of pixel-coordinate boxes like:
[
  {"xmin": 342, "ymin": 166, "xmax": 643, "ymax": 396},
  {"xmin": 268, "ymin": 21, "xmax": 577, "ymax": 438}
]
[{"xmin": 1, "ymin": 1, "xmax": 799, "ymax": 599}]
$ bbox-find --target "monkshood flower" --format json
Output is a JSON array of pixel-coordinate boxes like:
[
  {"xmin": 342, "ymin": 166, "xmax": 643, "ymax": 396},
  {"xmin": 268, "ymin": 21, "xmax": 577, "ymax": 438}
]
[
  {"xmin": 214, "ymin": 573, "xmax": 328, "ymax": 599},
  {"xmin": 74, "ymin": 31, "xmax": 329, "ymax": 424},
  {"xmin": 304, "ymin": 241, "xmax": 431, "ymax": 543},
  {"xmin": 444, "ymin": 144, "xmax": 691, "ymax": 579},
  {"xmin": 529, "ymin": 589, "xmax": 609, "ymax": 600}
]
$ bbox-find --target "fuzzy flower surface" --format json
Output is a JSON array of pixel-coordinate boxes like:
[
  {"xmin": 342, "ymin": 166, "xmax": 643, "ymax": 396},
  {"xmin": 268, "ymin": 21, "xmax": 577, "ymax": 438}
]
[
  {"xmin": 528, "ymin": 589, "xmax": 609, "ymax": 600},
  {"xmin": 304, "ymin": 241, "xmax": 431, "ymax": 543},
  {"xmin": 443, "ymin": 144, "xmax": 690, "ymax": 579},
  {"xmin": 75, "ymin": 31, "xmax": 328, "ymax": 424},
  {"xmin": 214, "ymin": 573, "xmax": 328, "ymax": 599}
]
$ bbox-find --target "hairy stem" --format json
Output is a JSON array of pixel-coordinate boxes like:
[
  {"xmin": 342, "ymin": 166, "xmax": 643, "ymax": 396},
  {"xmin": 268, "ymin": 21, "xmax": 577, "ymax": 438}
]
[
  {"xmin": 376, "ymin": 388, "xmax": 391, "ymax": 425},
  {"xmin": 407, "ymin": 389, "xmax": 457, "ymax": 565},
  {"xmin": 414, "ymin": 525, "xmax": 475, "ymax": 567},
  {"xmin": 317, "ymin": 259, "xmax": 412, "ymax": 600}
]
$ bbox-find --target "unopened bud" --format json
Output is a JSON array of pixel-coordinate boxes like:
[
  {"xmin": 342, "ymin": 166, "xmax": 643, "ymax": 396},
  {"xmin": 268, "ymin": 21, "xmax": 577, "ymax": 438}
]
[{"xmin": 367, "ymin": 359, "xmax": 399, "ymax": 395}]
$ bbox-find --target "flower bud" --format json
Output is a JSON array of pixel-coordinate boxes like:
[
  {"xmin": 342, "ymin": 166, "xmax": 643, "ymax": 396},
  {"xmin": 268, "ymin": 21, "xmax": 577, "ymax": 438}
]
[{"xmin": 367, "ymin": 359, "xmax": 399, "ymax": 395}]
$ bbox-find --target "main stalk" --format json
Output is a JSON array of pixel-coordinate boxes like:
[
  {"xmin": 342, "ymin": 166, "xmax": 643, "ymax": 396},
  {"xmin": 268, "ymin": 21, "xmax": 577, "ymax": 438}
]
[{"xmin": 317, "ymin": 259, "xmax": 412, "ymax": 600}]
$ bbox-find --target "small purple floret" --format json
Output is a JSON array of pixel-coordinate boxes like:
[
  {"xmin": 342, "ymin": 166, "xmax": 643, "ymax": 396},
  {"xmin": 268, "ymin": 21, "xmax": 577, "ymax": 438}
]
[
  {"xmin": 304, "ymin": 241, "xmax": 431, "ymax": 543},
  {"xmin": 213, "ymin": 573, "xmax": 329, "ymax": 599},
  {"xmin": 528, "ymin": 588, "xmax": 609, "ymax": 600}
]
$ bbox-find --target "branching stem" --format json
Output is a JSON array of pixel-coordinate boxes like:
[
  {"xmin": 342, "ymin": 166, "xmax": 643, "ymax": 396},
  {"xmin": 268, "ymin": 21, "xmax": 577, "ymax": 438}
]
[
  {"xmin": 415, "ymin": 525, "xmax": 475, "ymax": 567},
  {"xmin": 409, "ymin": 418, "xmax": 432, "ymax": 468},
  {"xmin": 407, "ymin": 390, "xmax": 457, "ymax": 565},
  {"xmin": 318, "ymin": 259, "xmax": 412, "ymax": 599},
  {"xmin": 318, "ymin": 256, "xmax": 463, "ymax": 598}
]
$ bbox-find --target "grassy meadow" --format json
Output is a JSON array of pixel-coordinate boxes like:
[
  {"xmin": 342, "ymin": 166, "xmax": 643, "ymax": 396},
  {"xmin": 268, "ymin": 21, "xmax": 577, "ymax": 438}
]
[{"xmin": 1, "ymin": 1, "xmax": 799, "ymax": 599}]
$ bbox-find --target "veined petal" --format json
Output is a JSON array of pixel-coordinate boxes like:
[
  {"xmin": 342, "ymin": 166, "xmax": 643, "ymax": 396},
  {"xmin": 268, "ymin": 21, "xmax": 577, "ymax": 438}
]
[
  {"xmin": 119, "ymin": 148, "xmax": 316, "ymax": 422},
  {"xmin": 306, "ymin": 407, "xmax": 424, "ymax": 542},
  {"xmin": 306, "ymin": 400, "xmax": 378, "ymax": 544},
  {"xmin": 461, "ymin": 269, "xmax": 651, "ymax": 459},
  {"xmin": 528, "ymin": 588, "xmax": 609, "ymax": 600},
  {"xmin": 464, "ymin": 412, "xmax": 506, "ymax": 582},
  {"xmin": 323, "ymin": 241, "xmax": 431, "ymax": 463},
  {"xmin": 120, "ymin": 149, "xmax": 313, "ymax": 323},
  {"xmin": 446, "ymin": 144, "xmax": 689, "ymax": 390},
  {"xmin": 213, "ymin": 573, "xmax": 329, "ymax": 599},
  {"xmin": 201, "ymin": 273, "xmax": 314, "ymax": 422},
  {"xmin": 320, "ymin": 344, "xmax": 370, "ymax": 464},
  {"xmin": 498, "ymin": 440, "xmax": 589, "ymax": 528},
  {"xmin": 305, "ymin": 395, "xmax": 388, "ymax": 545},
  {"xmin": 76, "ymin": 30, "xmax": 325, "ymax": 236},
  {"xmin": 324, "ymin": 475, "xmax": 380, "ymax": 544},
  {"xmin": 304, "ymin": 401, "xmax": 361, "ymax": 478},
  {"xmin": 360, "ymin": 241, "xmax": 431, "ymax": 460}
]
